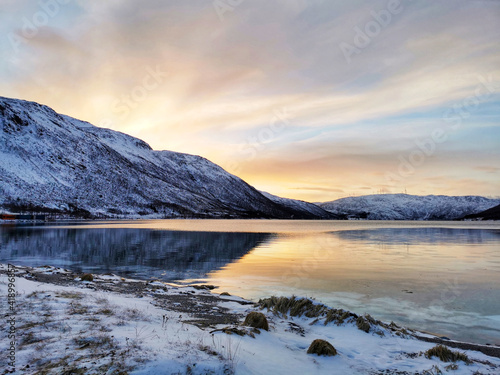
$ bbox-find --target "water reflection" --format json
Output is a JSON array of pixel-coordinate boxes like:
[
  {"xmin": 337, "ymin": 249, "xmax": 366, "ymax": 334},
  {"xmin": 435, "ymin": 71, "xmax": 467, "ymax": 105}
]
[
  {"xmin": 2, "ymin": 222, "xmax": 500, "ymax": 345},
  {"xmin": 0, "ymin": 227, "xmax": 272, "ymax": 280},
  {"xmin": 205, "ymin": 227, "xmax": 500, "ymax": 344},
  {"xmin": 334, "ymin": 227, "xmax": 500, "ymax": 244}
]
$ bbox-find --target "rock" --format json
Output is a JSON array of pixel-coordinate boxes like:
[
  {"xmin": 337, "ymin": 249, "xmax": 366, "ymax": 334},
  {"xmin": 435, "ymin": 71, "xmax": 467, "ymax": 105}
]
[
  {"xmin": 307, "ymin": 339, "xmax": 337, "ymax": 356},
  {"xmin": 80, "ymin": 273, "xmax": 94, "ymax": 282},
  {"xmin": 243, "ymin": 312, "xmax": 269, "ymax": 331}
]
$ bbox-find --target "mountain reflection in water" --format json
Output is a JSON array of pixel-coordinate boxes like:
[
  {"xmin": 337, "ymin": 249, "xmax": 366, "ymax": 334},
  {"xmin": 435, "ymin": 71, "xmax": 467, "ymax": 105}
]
[
  {"xmin": 0, "ymin": 227, "xmax": 272, "ymax": 280},
  {"xmin": 2, "ymin": 221, "xmax": 500, "ymax": 345},
  {"xmin": 333, "ymin": 227, "xmax": 500, "ymax": 245}
]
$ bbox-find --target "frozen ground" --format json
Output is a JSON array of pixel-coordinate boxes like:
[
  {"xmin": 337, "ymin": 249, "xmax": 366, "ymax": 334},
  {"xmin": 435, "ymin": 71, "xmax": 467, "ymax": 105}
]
[{"xmin": 1, "ymin": 264, "xmax": 499, "ymax": 375}]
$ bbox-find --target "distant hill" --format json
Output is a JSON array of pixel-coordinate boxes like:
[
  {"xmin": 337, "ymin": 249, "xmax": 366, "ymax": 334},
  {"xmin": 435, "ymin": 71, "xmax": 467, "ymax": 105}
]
[
  {"xmin": 462, "ymin": 203, "xmax": 500, "ymax": 221},
  {"xmin": 260, "ymin": 191, "xmax": 338, "ymax": 219},
  {"xmin": 317, "ymin": 194, "xmax": 500, "ymax": 220},
  {"xmin": 0, "ymin": 96, "xmax": 331, "ymax": 219}
]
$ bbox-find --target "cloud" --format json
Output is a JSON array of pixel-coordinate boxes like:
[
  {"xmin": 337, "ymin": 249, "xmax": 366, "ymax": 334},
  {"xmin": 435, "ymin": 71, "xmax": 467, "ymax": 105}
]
[
  {"xmin": 474, "ymin": 166, "xmax": 500, "ymax": 174},
  {"xmin": 0, "ymin": 0, "xmax": 499, "ymax": 201}
]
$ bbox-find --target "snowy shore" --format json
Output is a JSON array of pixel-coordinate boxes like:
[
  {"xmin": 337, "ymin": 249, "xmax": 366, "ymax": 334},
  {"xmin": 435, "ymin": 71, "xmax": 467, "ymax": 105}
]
[{"xmin": 1, "ymin": 264, "xmax": 499, "ymax": 375}]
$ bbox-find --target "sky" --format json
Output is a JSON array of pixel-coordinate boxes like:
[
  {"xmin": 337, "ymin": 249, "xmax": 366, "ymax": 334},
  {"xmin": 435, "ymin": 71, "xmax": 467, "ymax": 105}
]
[{"xmin": 1, "ymin": 0, "xmax": 499, "ymax": 202}]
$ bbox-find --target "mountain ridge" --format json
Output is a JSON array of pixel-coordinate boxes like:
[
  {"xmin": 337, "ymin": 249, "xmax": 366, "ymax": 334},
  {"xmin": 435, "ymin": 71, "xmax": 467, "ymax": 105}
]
[
  {"xmin": 317, "ymin": 194, "xmax": 500, "ymax": 220},
  {"xmin": 462, "ymin": 203, "xmax": 500, "ymax": 221},
  {"xmin": 2, "ymin": 96, "xmax": 497, "ymax": 221},
  {"xmin": 0, "ymin": 96, "xmax": 334, "ymax": 219}
]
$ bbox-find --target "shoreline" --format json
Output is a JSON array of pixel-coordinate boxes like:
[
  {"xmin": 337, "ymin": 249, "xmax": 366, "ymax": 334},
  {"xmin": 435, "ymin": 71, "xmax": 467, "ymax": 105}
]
[
  {"xmin": 5, "ymin": 263, "xmax": 500, "ymax": 357},
  {"xmin": 1, "ymin": 263, "xmax": 500, "ymax": 374}
]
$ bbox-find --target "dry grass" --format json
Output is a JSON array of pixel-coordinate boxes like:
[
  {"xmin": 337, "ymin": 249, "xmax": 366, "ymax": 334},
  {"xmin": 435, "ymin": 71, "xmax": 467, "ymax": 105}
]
[
  {"xmin": 356, "ymin": 316, "xmax": 371, "ymax": 333},
  {"xmin": 192, "ymin": 284, "xmax": 216, "ymax": 290},
  {"xmin": 18, "ymin": 321, "xmax": 45, "ymax": 330},
  {"xmin": 257, "ymin": 296, "xmax": 327, "ymax": 319},
  {"xmin": 199, "ymin": 345, "xmax": 219, "ymax": 356},
  {"xmin": 68, "ymin": 302, "xmax": 89, "ymax": 315},
  {"xmin": 424, "ymin": 345, "xmax": 472, "ymax": 364},
  {"xmin": 4, "ymin": 280, "xmax": 156, "ymax": 374},
  {"xmin": 27, "ymin": 291, "xmax": 42, "ymax": 298},
  {"xmin": 56, "ymin": 291, "xmax": 84, "ymax": 299},
  {"xmin": 258, "ymin": 296, "xmax": 358, "ymax": 326},
  {"xmin": 74, "ymin": 333, "xmax": 117, "ymax": 352},
  {"xmin": 257, "ymin": 296, "xmax": 398, "ymax": 339},
  {"xmin": 324, "ymin": 309, "xmax": 357, "ymax": 326},
  {"xmin": 98, "ymin": 308, "xmax": 115, "ymax": 316},
  {"xmin": 20, "ymin": 331, "xmax": 44, "ymax": 346},
  {"xmin": 124, "ymin": 307, "xmax": 149, "ymax": 321}
]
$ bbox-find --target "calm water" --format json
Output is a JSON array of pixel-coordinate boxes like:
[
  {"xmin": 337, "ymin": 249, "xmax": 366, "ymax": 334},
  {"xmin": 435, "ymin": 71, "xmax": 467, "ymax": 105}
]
[{"xmin": 1, "ymin": 220, "xmax": 499, "ymax": 345}]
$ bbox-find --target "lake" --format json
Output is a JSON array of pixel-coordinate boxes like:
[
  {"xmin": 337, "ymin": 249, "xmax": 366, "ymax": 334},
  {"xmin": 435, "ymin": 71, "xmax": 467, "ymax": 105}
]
[{"xmin": 1, "ymin": 219, "xmax": 499, "ymax": 345}]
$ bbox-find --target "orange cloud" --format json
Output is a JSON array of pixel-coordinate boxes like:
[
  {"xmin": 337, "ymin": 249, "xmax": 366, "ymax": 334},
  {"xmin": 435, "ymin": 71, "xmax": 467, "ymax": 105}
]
[{"xmin": 1, "ymin": 0, "xmax": 499, "ymax": 202}]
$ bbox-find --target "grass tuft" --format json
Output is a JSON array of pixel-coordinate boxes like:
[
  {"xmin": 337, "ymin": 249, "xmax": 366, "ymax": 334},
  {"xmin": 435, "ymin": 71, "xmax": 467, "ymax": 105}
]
[
  {"xmin": 56, "ymin": 291, "xmax": 83, "ymax": 300},
  {"xmin": 356, "ymin": 316, "xmax": 371, "ymax": 333},
  {"xmin": 80, "ymin": 273, "xmax": 94, "ymax": 282},
  {"xmin": 98, "ymin": 308, "xmax": 114, "ymax": 316},
  {"xmin": 257, "ymin": 296, "xmax": 326, "ymax": 319},
  {"xmin": 74, "ymin": 334, "xmax": 117, "ymax": 351},
  {"xmin": 424, "ymin": 345, "xmax": 472, "ymax": 364},
  {"xmin": 324, "ymin": 309, "xmax": 356, "ymax": 326},
  {"xmin": 68, "ymin": 302, "xmax": 89, "ymax": 315},
  {"xmin": 192, "ymin": 284, "xmax": 216, "ymax": 290}
]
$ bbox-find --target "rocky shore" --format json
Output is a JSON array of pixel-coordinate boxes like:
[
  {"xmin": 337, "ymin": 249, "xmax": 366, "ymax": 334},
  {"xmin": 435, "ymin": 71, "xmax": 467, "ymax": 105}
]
[{"xmin": 1, "ymin": 264, "xmax": 499, "ymax": 374}]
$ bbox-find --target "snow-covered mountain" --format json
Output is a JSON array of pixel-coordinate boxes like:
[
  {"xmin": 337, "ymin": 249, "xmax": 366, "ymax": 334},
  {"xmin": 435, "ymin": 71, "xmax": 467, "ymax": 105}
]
[
  {"xmin": 318, "ymin": 194, "xmax": 500, "ymax": 220},
  {"xmin": 0, "ymin": 96, "xmax": 331, "ymax": 219},
  {"xmin": 463, "ymin": 203, "xmax": 500, "ymax": 221},
  {"xmin": 260, "ymin": 191, "xmax": 335, "ymax": 219}
]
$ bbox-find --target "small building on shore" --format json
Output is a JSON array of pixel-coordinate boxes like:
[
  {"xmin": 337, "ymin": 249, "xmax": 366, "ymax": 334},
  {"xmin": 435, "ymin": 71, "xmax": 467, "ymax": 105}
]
[{"xmin": 1, "ymin": 213, "xmax": 47, "ymax": 221}]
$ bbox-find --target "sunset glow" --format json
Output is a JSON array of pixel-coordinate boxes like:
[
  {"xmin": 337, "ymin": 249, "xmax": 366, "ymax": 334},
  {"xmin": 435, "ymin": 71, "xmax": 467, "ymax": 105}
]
[{"xmin": 1, "ymin": 0, "xmax": 499, "ymax": 201}]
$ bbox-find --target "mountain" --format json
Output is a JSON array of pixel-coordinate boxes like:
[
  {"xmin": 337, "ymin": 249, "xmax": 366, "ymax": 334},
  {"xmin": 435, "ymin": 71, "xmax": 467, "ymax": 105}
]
[
  {"xmin": 462, "ymin": 203, "xmax": 500, "ymax": 221},
  {"xmin": 0, "ymin": 96, "xmax": 330, "ymax": 219},
  {"xmin": 260, "ymin": 191, "xmax": 336, "ymax": 219},
  {"xmin": 317, "ymin": 194, "xmax": 500, "ymax": 220}
]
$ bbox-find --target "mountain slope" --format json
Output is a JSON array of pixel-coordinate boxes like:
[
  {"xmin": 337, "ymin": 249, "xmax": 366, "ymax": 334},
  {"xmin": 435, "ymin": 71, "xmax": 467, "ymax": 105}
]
[
  {"xmin": 462, "ymin": 203, "xmax": 500, "ymax": 221},
  {"xmin": 260, "ymin": 191, "xmax": 338, "ymax": 219},
  {"xmin": 318, "ymin": 194, "xmax": 500, "ymax": 220},
  {"xmin": 0, "ymin": 96, "xmax": 328, "ymax": 219}
]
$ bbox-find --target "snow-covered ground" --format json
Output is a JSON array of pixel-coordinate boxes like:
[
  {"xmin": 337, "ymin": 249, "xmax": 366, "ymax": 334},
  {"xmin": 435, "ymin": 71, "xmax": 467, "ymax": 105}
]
[{"xmin": 1, "ymin": 264, "xmax": 499, "ymax": 374}]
